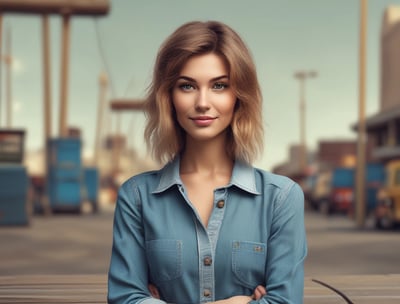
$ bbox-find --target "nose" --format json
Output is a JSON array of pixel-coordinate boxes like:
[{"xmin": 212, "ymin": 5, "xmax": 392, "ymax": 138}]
[{"xmin": 195, "ymin": 88, "xmax": 210, "ymax": 112}]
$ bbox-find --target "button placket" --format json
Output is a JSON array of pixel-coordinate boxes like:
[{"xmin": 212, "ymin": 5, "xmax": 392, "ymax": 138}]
[{"xmin": 198, "ymin": 189, "xmax": 227, "ymax": 302}]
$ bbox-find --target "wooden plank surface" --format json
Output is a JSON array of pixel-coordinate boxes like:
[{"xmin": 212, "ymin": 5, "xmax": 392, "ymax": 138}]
[
  {"xmin": 305, "ymin": 274, "xmax": 400, "ymax": 303},
  {"xmin": 0, "ymin": 274, "xmax": 400, "ymax": 303},
  {"xmin": 0, "ymin": 275, "xmax": 107, "ymax": 304}
]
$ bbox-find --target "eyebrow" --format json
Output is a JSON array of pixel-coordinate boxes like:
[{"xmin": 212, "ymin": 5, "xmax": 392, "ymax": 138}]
[{"xmin": 176, "ymin": 75, "xmax": 229, "ymax": 82}]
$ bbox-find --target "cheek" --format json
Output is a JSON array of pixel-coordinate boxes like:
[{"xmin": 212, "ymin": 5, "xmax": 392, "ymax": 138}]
[
  {"xmin": 220, "ymin": 96, "xmax": 237, "ymax": 116},
  {"xmin": 172, "ymin": 103, "xmax": 189, "ymax": 131},
  {"xmin": 171, "ymin": 93, "xmax": 190, "ymax": 121},
  {"xmin": 172, "ymin": 101, "xmax": 187, "ymax": 117}
]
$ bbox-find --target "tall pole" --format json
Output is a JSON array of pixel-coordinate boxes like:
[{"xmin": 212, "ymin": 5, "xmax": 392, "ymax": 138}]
[
  {"xmin": 0, "ymin": 15, "xmax": 2, "ymax": 126},
  {"xmin": 299, "ymin": 78, "xmax": 306, "ymax": 171},
  {"xmin": 59, "ymin": 13, "xmax": 70, "ymax": 137},
  {"xmin": 94, "ymin": 71, "xmax": 108, "ymax": 166},
  {"xmin": 42, "ymin": 15, "xmax": 52, "ymax": 141},
  {"xmin": 113, "ymin": 112, "xmax": 122, "ymax": 175},
  {"xmin": 294, "ymin": 71, "xmax": 317, "ymax": 173},
  {"xmin": 356, "ymin": 0, "xmax": 367, "ymax": 228},
  {"xmin": 5, "ymin": 24, "xmax": 11, "ymax": 128}
]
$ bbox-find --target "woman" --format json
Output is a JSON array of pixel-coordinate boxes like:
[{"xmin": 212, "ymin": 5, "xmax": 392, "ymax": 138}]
[{"xmin": 108, "ymin": 21, "xmax": 307, "ymax": 304}]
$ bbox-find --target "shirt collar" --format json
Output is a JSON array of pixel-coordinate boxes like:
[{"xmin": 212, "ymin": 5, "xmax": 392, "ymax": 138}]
[
  {"xmin": 230, "ymin": 160, "xmax": 261, "ymax": 195},
  {"xmin": 153, "ymin": 156, "xmax": 260, "ymax": 195},
  {"xmin": 152, "ymin": 157, "xmax": 182, "ymax": 193}
]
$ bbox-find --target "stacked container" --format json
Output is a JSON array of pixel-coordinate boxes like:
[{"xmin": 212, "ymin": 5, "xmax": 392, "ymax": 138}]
[
  {"xmin": 0, "ymin": 129, "xmax": 30, "ymax": 225},
  {"xmin": 47, "ymin": 138, "xmax": 83, "ymax": 212}
]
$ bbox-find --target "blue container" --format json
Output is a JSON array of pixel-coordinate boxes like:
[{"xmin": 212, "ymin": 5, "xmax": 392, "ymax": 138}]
[
  {"xmin": 48, "ymin": 178, "xmax": 82, "ymax": 209},
  {"xmin": 47, "ymin": 137, "xmax": 81, "ymax": 168},
  {"xmin": 332, "ymin": 168, "xmax": 355, "ymax": 188},
  {"xmin": 0, "ymin": 165, "xmax": 29, "ymax": 225},
  {"xmin": 366, "ymin": 163, "xmax": 385, "ymax": 183},
  {"xmin": 366, "ymin": 163, "xmax": 385, "ymax": 212},
  {"xmin": 47, "ymin": 138, "xmax": 83, "ymax": 211},
  {"xmin": 83, "ymin": 167, "xmax": 99, "ymax": 210}
]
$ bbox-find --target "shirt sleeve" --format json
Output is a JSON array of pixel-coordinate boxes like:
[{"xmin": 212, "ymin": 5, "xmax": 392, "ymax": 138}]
[
  {"xmin": 108, "ymin": 179, "xmax": 168, "ymax": 304},
  {"xmin": 250, "ymin": 182, "xmax": 308, "ymax": 304}
]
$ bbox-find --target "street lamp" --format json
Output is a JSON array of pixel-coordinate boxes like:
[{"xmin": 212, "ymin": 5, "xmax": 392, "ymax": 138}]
[{"xmin": 294, "ymin": 70, "xmax": 318, "ymax": 173}]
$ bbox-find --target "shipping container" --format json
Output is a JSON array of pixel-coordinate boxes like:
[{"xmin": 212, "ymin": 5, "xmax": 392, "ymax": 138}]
[
  {"xmin": 0, "ymin": 165, "xmax": 30, "ymax": 225},
  {"xmin": 46, "ymin": 138, "xmax": 83, "ymax": 212}
]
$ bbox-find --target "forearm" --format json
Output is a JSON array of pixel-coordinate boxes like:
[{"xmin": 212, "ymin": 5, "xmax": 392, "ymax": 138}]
[
  {"xmin": 148, "ymin": 285, "xmax": 264, "ymax": 304},
  {"xmin": 210, "ymin": 296, "xmax": 253, "ymax": 304}
]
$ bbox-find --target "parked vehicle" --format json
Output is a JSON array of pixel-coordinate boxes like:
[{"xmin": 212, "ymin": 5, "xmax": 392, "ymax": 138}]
[
  {"xmin": 309, "ymin": 163, "xmax": 385, "ymax": 216},
  {"xmin": 375, "ymin": 160, "xmax": 400, "ymax": 229},
  {"xmin": 319, "ymin": 167, "xmax": 354, "ymax": 215},
  {"xmin": 307, "ymin": 171, "xmax": 331, "ymax": 211},
  {"xmin": 303, "ymin": 174, "xmax": 317, "ymax": 209},
  {"xmin": 365, "ymin": 163, "xmax": 385, "ymax": 214}
]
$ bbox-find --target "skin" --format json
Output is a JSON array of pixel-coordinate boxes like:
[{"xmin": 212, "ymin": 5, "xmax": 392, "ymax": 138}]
[
  {"xmin": 150, "ymin": 53, "xmax": 267, "ymax": 303},
  {"xmin": 172, "ymin": 53, "xmax": 237, "ymax": 228}
]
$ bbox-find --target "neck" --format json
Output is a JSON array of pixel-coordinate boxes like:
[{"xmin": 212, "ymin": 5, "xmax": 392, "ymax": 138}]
[{"xmin": 180, "ymin": 135, "xmax": 234, "ymax": 174}]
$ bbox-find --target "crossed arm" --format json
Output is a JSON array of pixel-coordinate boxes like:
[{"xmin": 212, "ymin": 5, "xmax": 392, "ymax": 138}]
[{"xmin": 148, "ymin": 284, "xmax": 267, "ymax": 304}]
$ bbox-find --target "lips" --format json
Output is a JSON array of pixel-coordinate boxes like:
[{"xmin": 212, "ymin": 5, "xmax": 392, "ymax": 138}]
[{"xmin": 190, "ymin": 116, "xmax": 216, "ymax": 127}]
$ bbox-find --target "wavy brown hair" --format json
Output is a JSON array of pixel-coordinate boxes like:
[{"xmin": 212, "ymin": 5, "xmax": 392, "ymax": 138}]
[{"xmin": 144, "ymin": 21, "xmax": 263, "ymax": 164}]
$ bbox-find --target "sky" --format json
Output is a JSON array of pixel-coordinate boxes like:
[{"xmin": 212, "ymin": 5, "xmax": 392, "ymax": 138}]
[{"xmin": 1, "ymin": 0, "xmax": 400, "ymax": 171}]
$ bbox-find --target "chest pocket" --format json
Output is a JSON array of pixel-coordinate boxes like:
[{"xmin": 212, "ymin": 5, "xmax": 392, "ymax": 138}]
[
  {"xmin": 146, "ymin": 239, "xmax": 183, "ymax": 285},
  {"xmin": 232, "ymin": 241, "xmax": 267, "ymax": 288}
]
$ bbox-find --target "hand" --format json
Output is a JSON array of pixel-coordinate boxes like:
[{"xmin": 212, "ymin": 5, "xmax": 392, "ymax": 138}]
[
  {"xmin": 148, "ymin": 284, "xmax": 160, "ymax": 299},
  {"xmin": 148, "ymin": 284, "xmax": 267, "ymax": 303},
  {"xmin": 252, "ymin": 285, "xmax": 267, "ymax": 300},
  {"xmin": 215, "ymin": 285, "xmax": 267, "ymax": 304}
]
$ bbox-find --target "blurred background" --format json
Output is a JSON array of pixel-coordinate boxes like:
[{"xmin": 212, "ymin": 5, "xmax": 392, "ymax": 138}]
[{"xmin": 0, "ymin": 0, "xmax": 400, "ymax": 278}]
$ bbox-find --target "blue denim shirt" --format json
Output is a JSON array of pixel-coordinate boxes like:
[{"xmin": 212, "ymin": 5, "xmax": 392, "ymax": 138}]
[{"xmin": 108, "ymin": 157, "xmax": 307, "ymax": 304}]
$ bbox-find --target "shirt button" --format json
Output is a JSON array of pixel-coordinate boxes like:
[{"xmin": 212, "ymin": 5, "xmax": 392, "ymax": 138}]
[
  {"xmin": 203, "ymin": 256, "xmax": 212, "ymax": 266},
  {"xmin": 203, "ymin": 289, "xmax": 211, "ymax": 297},
  {"xmin": 217, "ymin": 200, "xmax": 225, "ymax": 208}
]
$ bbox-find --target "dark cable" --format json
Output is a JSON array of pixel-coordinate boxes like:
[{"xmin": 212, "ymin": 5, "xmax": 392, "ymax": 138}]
[{"xmin": 312, "ymin": 279, "xmax": 354, "ymax": 304}]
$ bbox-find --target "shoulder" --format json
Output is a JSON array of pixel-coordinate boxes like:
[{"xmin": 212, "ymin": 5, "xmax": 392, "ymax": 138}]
[
  {"xmin": 253, "ymin": 167, "xmax": 304, "ymax": 206},
  {"xmin": 120, "ymin": 169, "xmax": 161, "ymax": 192},
  {"xmin": 115, "ymin": 169, "xmax": 164, "ymax": 210},
  {"xmin": 253, "ymin": 167, "xmax": 298, "ymax": 190}
]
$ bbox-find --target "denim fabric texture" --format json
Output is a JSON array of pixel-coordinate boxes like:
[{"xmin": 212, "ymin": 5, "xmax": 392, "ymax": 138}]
[{"xmin": 108, "ymin": 157, "xmax": 307, "ymax": 304}]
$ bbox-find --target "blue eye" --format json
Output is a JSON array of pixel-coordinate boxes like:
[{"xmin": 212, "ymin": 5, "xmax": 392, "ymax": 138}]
[
  {"xmin": 213, "ymin": 82, "xmax": 228, "ymax": 90},
  {"xmin": 179, "ymin": 83, "xmax": 195, "ymax": 91}
]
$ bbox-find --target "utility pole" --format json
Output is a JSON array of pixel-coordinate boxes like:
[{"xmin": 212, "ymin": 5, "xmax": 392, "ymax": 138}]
[
  {"xmin": 0, "ymin": 14, "xmax": 2, "ymax": 126},
  {"xmin": 356, "ymin": 0, "xmax": 367, "ymax": 228},
  {"xmin": 41, "ymin": 15, "xmax": 52, "ymax": 214},
  {"xmin": 294, "ymin": 70, "xmax": 317, "ymax": 173},
  {"xmin": 4, "ymin": 25, "xmax": 11, "ymax": 128},
  {"xmin": 58, "ymin": 13, "xmax": 70, "ymax": 137},
  {"xmin": 42, "ymin": 15, "xmax": 52, "ymax": 140},
  {"xmin": 0, "ymin": 0, "xmax": 110, "ymax": 137},
  {"xmin": 94, "ymin": 71, "xmax": 108, "ymax": 166}
]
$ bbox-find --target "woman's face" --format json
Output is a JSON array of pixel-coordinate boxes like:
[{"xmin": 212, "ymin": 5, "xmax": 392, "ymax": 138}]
[{"xmin": 172, "ymin": 53, "xmax": 237, "ymax": 143}]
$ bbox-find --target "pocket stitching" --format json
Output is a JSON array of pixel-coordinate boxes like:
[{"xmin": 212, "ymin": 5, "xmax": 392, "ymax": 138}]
[
  {"xmin": 232, "ymin": 240, "xmax": 266, "ymax": 288},
  {"xmin": 146, "ymin": 239, "xmax": 182, "ymax": 283}
]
